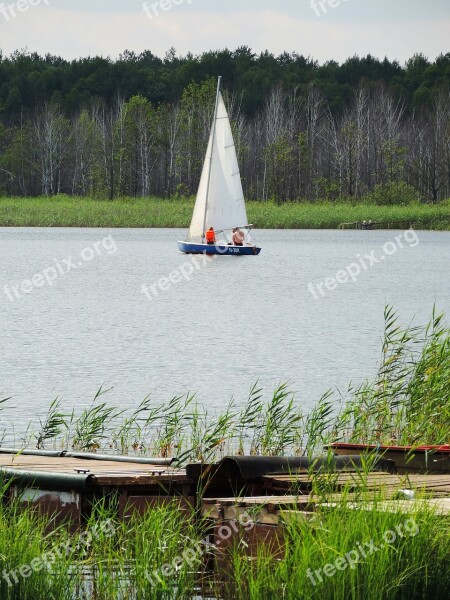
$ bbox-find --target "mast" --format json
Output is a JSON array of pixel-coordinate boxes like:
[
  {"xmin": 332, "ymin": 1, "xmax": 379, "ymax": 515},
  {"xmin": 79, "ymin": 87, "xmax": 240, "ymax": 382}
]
[{"xmin": 201, "ymin": 75, "xmax": 222, "ymax": 243}]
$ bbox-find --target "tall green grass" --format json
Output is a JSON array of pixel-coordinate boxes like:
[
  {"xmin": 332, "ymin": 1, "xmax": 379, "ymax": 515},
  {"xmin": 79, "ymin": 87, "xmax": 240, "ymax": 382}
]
[
  {"xmin": 0, "ymin": 481, "xmax": 77, "ymax": 599},
  {"xmin": 250, "ymin": 199, "xmax": 450, "ymax": 230},
  {"xmin": 0, "ymin": 196, "xmax": 449, "ymax": 229},
  {"xmin": 3, "ymin": 307, "xmax": 448, "ymax": 462},
  {"xmin": 0, "ymin": 482, "xmax": 448, "ymax": 599},
  {"xmin": 219, "ymin": 502, "xmax": 450, "ymax": 600},
  {"xmin": 335, "ymin": 306, "xmax": 450, "ymax": 446},
  {"xmin": 0, "ymin": 490, "xmax": 204, "ymax": 599},
  {"xmin": 0, "ymin": 306, "xmax": 449, "ymax": 598}
]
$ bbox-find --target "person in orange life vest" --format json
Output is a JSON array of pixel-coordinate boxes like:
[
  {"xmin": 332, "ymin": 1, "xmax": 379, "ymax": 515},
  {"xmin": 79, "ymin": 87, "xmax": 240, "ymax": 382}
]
[
  {"xmin": 205, "ymin": 227, "xmax": 216, "ymax": 245},
  {"xmin": 232, "ymin": 227, "xmax": 245, "ymax": 246}
]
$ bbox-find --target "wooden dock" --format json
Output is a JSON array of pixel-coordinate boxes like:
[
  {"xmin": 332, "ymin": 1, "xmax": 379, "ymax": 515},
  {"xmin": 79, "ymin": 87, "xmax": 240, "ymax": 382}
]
[
  {"xmin": 0, "ymin": 453, "xmax": 187, "ymax": 485},
  {"xmin": 338, "ymin": 220, "xmax": 414, "ymax": 230},
  {"xmin": 0, "ymin": 451, "xmax": 192, "ymax": 526},
  {"xmin": 261, "ymin": 472, "xmax": 450, "ymax": 497},
  {"xmin": 1, "ymin": 450, "xmax": 449, "ymax": 535}
]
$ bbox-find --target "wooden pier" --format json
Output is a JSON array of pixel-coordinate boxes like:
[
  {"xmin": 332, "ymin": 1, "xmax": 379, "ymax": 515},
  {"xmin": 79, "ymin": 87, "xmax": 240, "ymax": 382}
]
[
  {"xmin": 1, "ymin": 449, "xmax": 449, "ymax": 548},
  {"xmin": 338, "ymin": 220, "xmax": 414, "ymax": 230},
  {"xmin": 261, "ymin": 471, "xmax": 450, "ymax": 497},
  {"xmin": 0, "ymin": 450, "xmax": 191, "ymax": 526}
]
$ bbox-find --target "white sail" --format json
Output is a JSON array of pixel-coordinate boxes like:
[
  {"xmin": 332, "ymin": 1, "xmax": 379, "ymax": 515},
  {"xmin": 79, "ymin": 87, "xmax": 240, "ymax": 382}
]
[{"xmin": 187, "ymin": 92, "xmax": 248, "ymax": 241}]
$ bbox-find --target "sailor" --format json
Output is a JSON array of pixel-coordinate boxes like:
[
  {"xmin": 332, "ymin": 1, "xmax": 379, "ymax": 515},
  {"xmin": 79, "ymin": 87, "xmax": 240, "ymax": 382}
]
[
  {"xmin": 205, "ymin": 227, "xmax": 216, "ymax": 245},
  {"xmin": 232, "ymin": 227, "xmax": 245, "ymax": 246}
]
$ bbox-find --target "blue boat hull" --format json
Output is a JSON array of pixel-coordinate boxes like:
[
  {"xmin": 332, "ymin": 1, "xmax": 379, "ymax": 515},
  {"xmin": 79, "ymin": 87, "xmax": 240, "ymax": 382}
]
[{"xmin": 178, "ymin": 241, "xmax": 261, "ymax": 256}]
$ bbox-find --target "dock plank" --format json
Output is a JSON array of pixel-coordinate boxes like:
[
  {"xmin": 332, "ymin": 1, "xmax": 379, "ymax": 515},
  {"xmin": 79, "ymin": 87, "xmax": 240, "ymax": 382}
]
[
  {"xmin": 320, "ymin": 498, "xmax": 450, "ymax": 516},
  {"xmin": 0, "ymin": 454, "xmax": 189, "ymax": 486},
  {"xmin": 261, "ymin": 472, "xmax": 450, "ymax": 499}
]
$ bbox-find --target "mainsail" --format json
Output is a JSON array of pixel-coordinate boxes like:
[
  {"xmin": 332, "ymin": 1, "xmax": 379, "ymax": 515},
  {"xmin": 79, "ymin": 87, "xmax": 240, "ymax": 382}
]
[{"xmin": 188, "ymin": 85, "xmax": 248, "ymax": 241}]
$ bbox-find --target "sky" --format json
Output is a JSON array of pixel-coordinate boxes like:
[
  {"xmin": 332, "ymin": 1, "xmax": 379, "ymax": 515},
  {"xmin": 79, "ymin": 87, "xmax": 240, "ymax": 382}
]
[{"xmin": 0, "ymin": 0, "xmax": 449, "ymax": 64}]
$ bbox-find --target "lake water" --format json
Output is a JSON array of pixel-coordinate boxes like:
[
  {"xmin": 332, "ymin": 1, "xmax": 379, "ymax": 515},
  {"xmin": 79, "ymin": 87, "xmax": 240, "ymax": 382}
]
[{"xmin": 0, "ymin": 227, "xmax": 449, "ymax": 444}]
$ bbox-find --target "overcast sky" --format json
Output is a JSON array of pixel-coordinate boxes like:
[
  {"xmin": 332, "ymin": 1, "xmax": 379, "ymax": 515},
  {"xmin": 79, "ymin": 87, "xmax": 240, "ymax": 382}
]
[{"xmin": 0, "ymin": 0, "xmax": 449, "ymax": 64}]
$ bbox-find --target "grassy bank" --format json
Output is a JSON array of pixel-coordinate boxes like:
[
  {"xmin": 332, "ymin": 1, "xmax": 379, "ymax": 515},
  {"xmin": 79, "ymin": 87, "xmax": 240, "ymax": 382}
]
[
  {"xmin": 0, "ymin": 484, "xmax": 448, "ymax": 599},
  {"xmin": 1, "ymin": 461, "xmax": 448, "ymax": 600},
  {"xmin": 0, "ymin": 196, "xmax": 449, "ymax": 229}
]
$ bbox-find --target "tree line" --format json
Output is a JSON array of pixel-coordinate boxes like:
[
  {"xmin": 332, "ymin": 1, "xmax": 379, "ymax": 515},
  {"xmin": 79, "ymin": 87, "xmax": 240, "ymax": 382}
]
[{"xmin": 0, "ymin": 48, "xmax": 449, "ymax": 202}]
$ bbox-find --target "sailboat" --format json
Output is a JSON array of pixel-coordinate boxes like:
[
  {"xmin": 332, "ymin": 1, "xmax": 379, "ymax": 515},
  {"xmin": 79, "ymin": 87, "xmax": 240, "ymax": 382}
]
[{"xmin": 178, "ymin": 77, "xmax": 261, "ymax": 256}]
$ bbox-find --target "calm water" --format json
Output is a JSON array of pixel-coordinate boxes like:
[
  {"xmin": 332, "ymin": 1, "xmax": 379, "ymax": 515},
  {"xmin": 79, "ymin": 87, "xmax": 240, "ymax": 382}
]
[{"xmin": 0, "ymin": 227, "xmax": 449, "ymax": 443}]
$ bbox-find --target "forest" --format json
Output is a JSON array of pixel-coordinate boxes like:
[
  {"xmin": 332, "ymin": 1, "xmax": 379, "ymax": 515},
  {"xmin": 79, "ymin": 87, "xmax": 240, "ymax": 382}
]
[{"xmin": 0, "ymin": 48, "xmax": 449, "ymax": 203}]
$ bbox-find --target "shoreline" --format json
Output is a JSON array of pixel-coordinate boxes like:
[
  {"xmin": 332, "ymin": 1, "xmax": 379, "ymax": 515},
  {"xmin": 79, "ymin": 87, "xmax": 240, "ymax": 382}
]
[
  {"xmin": 2, "ymin": 226, "xmax": 450, "ymax": 233},
  {"xmin": 1, "ymin": 197, "xmax": 449, "ymax": 230}
]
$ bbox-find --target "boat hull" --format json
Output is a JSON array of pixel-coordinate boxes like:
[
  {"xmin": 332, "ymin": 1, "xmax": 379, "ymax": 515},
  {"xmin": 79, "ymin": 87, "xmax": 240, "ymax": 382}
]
[
  {"xmin": 326, "ymin": 443, "xmax": 450, "ymax": 474},
  {"xmin": 178, "ymin": 241, "xmax": 261, "ymax": 255}
]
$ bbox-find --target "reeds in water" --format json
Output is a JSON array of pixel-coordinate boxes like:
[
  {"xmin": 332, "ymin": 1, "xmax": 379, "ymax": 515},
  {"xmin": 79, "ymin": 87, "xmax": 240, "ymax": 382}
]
[
  {"xmin": 0, "ymin": 480, "xmax": 448, "ymax": 599},
  {"xmin": 2, "ymin": 307, "xmax": 448, "ymax": 461},
  {"xmin": 335, "ymin": 306, "xmax": 450, "ymax": 446}
]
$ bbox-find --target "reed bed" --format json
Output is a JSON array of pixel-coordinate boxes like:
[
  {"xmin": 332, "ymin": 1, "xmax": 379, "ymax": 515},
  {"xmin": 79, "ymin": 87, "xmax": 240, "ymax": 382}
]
[
  {"xmin": 0, "ymin": 481, "xmax": 448, "ymax": 599},
  {"xmin": 0, "ymin": 491, "xmax": 203, "ymax": 599},
  {"xmin": 218, "ymin": 501, "xmax": 450, "ymax": 600},
  {"xmin": 336, "ymin": 306, "xmax": 450, "ymax": 446},
  {"xmin": 1, "ymin": 307, "xmax": 448, "ymax": 460},
  {"xmin": 0, "ymin": 196, "xmax": 449, "ymax": 230},
  {"xmin": 0, "ymin": 308, "xmax": 449, "ymax": 598}
]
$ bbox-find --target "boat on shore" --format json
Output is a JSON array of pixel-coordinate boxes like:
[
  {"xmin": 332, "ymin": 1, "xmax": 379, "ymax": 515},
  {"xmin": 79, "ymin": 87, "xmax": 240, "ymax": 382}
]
[
  {"xmin": 178, "ymin": 76, "xmax": 261, "ymax": 256},
  {"xmin": 326, "ymin": 443, "xmax": 450, "ymax": 474}
]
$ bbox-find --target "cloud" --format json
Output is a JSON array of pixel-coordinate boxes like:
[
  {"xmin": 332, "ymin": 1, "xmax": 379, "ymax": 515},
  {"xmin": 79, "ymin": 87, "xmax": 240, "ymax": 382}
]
[{"xmin": 0, "ymin": 2, "xmax": 448, "ymax": 64}]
